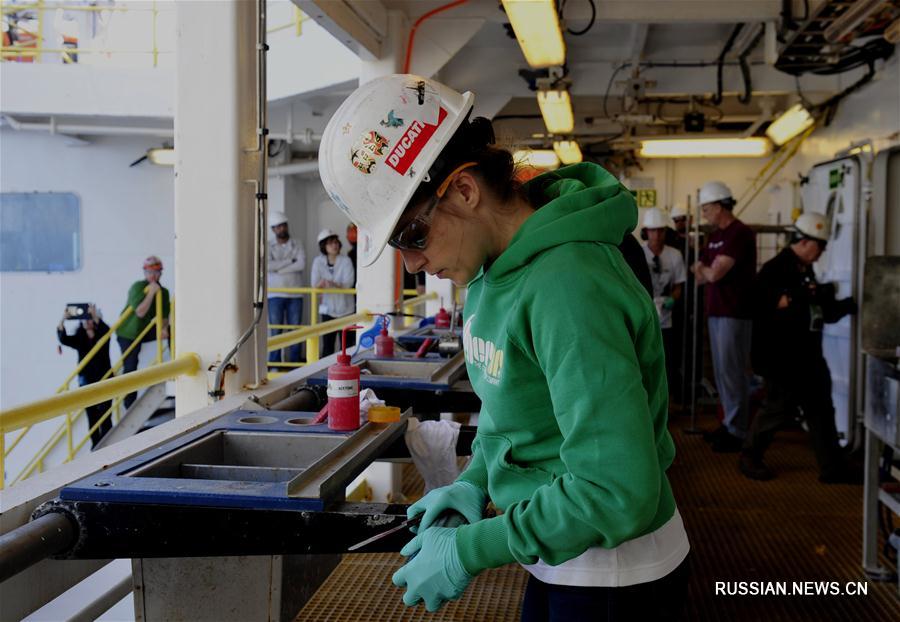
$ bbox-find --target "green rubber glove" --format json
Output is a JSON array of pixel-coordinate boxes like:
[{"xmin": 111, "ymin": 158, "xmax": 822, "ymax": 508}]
[
  {"xmin": 392, "ymin": 527, "xmax": 473, "ymax": 612},
  {"xmin": 407, "ymin": 480, "xmax": 486, "ymax": 533},
  {"xmin": 662, "ymin": 296, "xmax": 676, "ymax": 310}
]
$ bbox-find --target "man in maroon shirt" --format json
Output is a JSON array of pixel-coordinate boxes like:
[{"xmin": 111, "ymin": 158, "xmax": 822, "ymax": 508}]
[{"xmin": 691, "ymin": 181, "xmax": 756, "ymax": 452}]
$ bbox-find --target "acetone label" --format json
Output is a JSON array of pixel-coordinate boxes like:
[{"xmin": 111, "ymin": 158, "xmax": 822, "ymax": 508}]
[{"xmin": 327, "ymin": 378, "xmax": 359, "ymax": 398}]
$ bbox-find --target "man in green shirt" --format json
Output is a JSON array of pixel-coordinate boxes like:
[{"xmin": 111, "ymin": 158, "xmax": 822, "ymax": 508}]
[{"xmin": 116, "ymin": 256, "xmax": 170, "ymax": 408}]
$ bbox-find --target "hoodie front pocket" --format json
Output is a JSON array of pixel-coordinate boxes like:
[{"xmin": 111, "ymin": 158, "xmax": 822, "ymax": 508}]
[{"xmin": 479, "ymin": 433, "xmax": 553, "ymax": 506}]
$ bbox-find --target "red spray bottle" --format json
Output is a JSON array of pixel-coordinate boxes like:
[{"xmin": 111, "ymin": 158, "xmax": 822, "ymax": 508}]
[
  {"xmin": 435, "ymin": 306, "xmax": 451, "ymax": 329},
  {"xmin": 374, "ymin": 314, "xmax": 394, "ymax": 358},
  {"xmin": 327, "ymin": 325, "xmax": 363, "ymax": 431}
]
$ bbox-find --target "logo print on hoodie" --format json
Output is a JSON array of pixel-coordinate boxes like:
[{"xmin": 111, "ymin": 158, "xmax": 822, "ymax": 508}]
[{"xmin": 463, "ymin": 315, "xmax": 504, "ymax": 385}]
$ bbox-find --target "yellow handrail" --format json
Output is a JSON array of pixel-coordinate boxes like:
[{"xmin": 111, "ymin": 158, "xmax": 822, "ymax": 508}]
[
  {"xmin": 267, "ymin": 312, "xmax": 373, "ymax": 352},
  {"xmin": 265, "ymin": 287, "xmax": 436, "ymax": 365},
  {"xmin": 0, "ymin": 353, "xmax": 201, "ymax": 434},
  {"xmin": 3, "ymin": 305, "xmax": 135, "ymax": 459}
]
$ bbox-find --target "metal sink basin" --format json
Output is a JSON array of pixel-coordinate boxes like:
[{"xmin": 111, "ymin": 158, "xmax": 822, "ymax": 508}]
[
  {"xmin": 127, "ymin": 431, "xmax": 347, "ymax": 483},
  {"xmin": 359, "ymin": 351, "xmax": 466, "ymax": 385},
  {"xmin": 359, "ymin": 359, "xmax": 443, "ymax": 378}
]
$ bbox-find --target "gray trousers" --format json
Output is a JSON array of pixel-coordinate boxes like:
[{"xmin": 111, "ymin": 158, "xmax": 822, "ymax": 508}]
[{"xmin": 708, "ymin": 317, "xmax": 753, "ymax": 438}]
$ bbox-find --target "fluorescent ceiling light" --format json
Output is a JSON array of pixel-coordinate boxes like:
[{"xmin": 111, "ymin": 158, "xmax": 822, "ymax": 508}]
[
  {"xmin": 514, "ymin": 149, "xmax": 560, "ymax": 170},
  {"xmin": 765, "ymin": 103, "xmax": 815, "ymax": 146},
  {"xmin": 639, "ymin": 138, "xmax": 771, "ymax": 158},
  {"xmin": 501, "ymin": 0, "xmax": 566, "ymax": 68},
  {"xmin": 537, "ymin": 90, "xmax": 574, "ymax": 134},
  {"xmin": 147, "ymin": 148, "xmax": 176, "ymax": 166},
  {"xmin": 553, "ymin": 140, "xmax": 582, "ymax": 164}
]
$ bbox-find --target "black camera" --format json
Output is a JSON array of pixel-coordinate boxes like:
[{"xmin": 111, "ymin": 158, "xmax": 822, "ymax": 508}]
[{"xmin": 65, "ymin": 303, "xmax": 91, "ymax": 320}]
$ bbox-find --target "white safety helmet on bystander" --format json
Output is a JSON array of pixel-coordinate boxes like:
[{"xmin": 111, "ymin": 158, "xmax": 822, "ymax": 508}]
[
  {"xmin": 642, "ymin": 207, "xmax": 671, "ymax": 230},
  {"xmin": 318, "ymin": 75, "xmax": 475, "ymax": 267},
  {"xmin": 268, "ymin": 210, "xmax": 288, "ymax": 228},
  {"xmin": 670, "ymin": 204, "xmax": 688, "ymax": 220},
  {"xmin": 793, "ymin": 212, "xmax": 830, "ymax": 242},
  {"xmin": 317, "ymin": 228, "xmax": 338, "ymax": 244},
  {"xmin": 698, "ymin": 181, "xmax": 733, "ymax": 206}
]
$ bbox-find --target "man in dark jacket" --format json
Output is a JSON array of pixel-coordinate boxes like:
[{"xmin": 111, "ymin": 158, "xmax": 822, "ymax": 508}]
[
  {"xmin": 740, "ymin": 213, "xmax": 858, "ymax": 483},
  {"xmin": 58, "ymin": 304, "xmax": 113, "ymax": 448}
]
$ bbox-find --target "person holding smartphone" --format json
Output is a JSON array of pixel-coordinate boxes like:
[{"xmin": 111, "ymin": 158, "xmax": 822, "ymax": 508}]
[{"xmin": 58, "ymin": 304, "xmax": 112, "ymax": 448}]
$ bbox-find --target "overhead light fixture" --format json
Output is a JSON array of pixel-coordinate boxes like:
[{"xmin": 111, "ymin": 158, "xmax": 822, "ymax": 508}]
[
  {"xmin": 537, "ymin": 89, "xmax": 574, "ymax": 134},
  {"xmin": 501, "ymin": 0, "xmax": 566, "ymax": 68},
  {"xmin": 639, "ymin": 138, "xmax": 771, "ymax": 158},
  {"xmin": 765, "ymin": 103, "xmax": 815, "ymax": 146},
  {"xmin": 147, "ymin": 148, "xmax": 176, "ymax": 166},
  {"xmin": 553, "ymin": 140, "xmax": 582, "ymax": 164},
  {"xmin": 514, "ymin": 149, "xmax": 560, "ymax": 170}
]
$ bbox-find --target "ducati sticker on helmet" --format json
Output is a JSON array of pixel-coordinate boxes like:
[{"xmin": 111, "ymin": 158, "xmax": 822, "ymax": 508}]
[
  {"xmin": 380, "ymin": 110, "xmax": 404, "ymax": 128},
  {"xmin": 351, "ymin": 130, "xmax": 390, "ymax": 175},
  {"xmin": 385, "ymin": 107, "xmax": 448, "ymax": 176}
]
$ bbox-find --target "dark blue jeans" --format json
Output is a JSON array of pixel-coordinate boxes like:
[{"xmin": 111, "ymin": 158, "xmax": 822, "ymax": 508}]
[
  {"xmin": 268, "ymin": 297, "xmax": 304, "ymax": 363},
  {"xmin": 79, "ymin": 376, "xmax": 112, "ymax": 448},
  {"xmin": 117, "ymin": 334, "xmax": 156, "ymax": 410},
  {"xmin": 521, "ymin": 554, "xmax": 690, "ymax": 622}
]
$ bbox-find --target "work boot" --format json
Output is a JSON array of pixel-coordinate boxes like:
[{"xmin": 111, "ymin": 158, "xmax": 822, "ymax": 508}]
[
  {"xmin": 712, "ymin": 430, "xmax": 744, "ymax": 453},
  {"xmin": 739, "ymin": 451, "xmax": 774, "ymax": 481},
  {"xmin": 703, "ymin": 425, "xmax": 728, "ymax": 444},
  {"xmin": 818, "ymin": 465, "xmax": 863, "ymax": 485}
]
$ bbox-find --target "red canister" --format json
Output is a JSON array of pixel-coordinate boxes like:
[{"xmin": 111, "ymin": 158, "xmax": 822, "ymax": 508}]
[
  {"xmin": 374, "ymin": 315, "xmax": 394, "ymax": 358},
  {"xmin": 327, "ymin": 325, "xmax": 362, "ymax": 431},
  {"xmin": 435, "ymin": 307, "xmax": 451, "ymax": 329}
]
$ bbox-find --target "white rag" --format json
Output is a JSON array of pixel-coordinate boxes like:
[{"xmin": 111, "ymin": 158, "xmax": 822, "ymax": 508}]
[
  {"xmin": 359, "ymin": 388, "xmax": 385, "ymax": 421},
  {"xmin": 404, "ymin": 418, "xmax": 461, "ymax": 493}
]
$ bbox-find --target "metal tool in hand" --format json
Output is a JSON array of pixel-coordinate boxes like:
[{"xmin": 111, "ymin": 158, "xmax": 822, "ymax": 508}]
[{"xmin": 347, "ymin": 515, "xmax": 423, "ymax": 551}]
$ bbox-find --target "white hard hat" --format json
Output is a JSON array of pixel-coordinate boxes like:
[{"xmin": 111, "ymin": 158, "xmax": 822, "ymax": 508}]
[
  {"xmin": 318, "ymin": 74, "xmax": 475, "ymax": 267},
  {"xmin": 698, "ymin": 181, "xmax": 733, "ymax": 206},
  {"xmin": 793, "ymin": 212, "xmax": 830, "ymax": 242},
  {"xmin": 670, "ymin": 204, "xmax": 688, "ymax": 220},
  {"xmin": 317, "ymin": 228, "xmax": 338, "ymax": 244},
  {"xmin": 642, "ymin": 207, "xmax": 671, "ymax": 229},
  {"xmin": 269, "ymin": 210, "xmax": 288, "ymax": 228}
]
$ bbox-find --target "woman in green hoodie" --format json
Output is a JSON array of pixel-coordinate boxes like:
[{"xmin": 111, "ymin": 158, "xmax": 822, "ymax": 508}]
[{"xmin": 319, "ymin": 75, "xmax": 690, "ymax": 621}]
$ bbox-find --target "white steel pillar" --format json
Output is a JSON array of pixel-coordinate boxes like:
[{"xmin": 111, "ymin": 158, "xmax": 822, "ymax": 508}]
[
  {"xmin": 174, "ymin": 1, "xmax": 266, "ymax": 415},
  {"xmin": 354, "ymin": 11, "xmax": 408, "ymax": 503},
  {"xmin": 355, "ymin": 11, "xmax": 408, "ymax": 324}
]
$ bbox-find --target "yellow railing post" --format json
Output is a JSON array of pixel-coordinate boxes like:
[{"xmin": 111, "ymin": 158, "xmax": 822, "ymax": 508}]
[
  {"xmin": 294, "ymin": 5, "xmax": 303, "ymax": 36},
  {"xmin": 155, "ymin": 289, "xmax": 163, "ymax": 363},
  {"xmin": 1, "ymin": 431, "xmax": 5, "ymax": 490},
  {"xmin": 170, "ymin": 298, "xmax": 176, "ymax": 358},
  {"xmin": 66, "ymin": 411, "xmax": 73, "ymax": 460},
  {"xmin": 309, "ymin": 290, "xmax": 320, "ymax": 363},
  {"xmin": 151, "ymin": 0, "xmax": 158, "ymax": 67}
]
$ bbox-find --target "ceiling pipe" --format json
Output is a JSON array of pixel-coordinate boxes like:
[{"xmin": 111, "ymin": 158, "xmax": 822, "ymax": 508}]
[
  {"xmin": 268, "ymin": 158, "xmax": 319, "ymax": 177},
  {"xmin": 3, "ymin": 115, "xmax": 323, "ymax": 144},
  {"xmin": 2, "ymin": 114, "xmax": 173, "ymax": 138}
]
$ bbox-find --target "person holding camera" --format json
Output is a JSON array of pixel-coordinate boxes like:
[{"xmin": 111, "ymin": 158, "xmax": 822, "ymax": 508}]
[
  {"xmin": 740, "ymin": 213, "xmax": 858, "ymax": 483},
  {"xmin": 58, "ymin": 304, "xmax": 112, "ymax": 448}
]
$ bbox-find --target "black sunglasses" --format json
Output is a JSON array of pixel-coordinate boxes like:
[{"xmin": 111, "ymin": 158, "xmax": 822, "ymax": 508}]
[
  {"xmin": 387, "ymin": 162, "xmax": 478, "ymax": 252},
  {"xmin": 388, "ymin": 193, "xmax": 440, "ymax": 251},
  {"xmin": 652, "ymin": 255, "xmax": 662, "ymax": 274}
]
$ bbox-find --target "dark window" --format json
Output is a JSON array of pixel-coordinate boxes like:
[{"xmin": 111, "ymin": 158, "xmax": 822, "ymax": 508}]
[{"xmin": 1, "ymin": 192, "xmax": 81, "ymax": 272}]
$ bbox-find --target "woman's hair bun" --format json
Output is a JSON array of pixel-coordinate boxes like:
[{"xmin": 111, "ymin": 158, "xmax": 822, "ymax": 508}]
[{"xmin": 466, "ymin": 117, "xmax": 495, "ymax": 151}]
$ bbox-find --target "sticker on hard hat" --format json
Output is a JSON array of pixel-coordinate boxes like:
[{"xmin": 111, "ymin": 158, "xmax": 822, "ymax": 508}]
[
  {"xmin": 386, "ymin": 107, "xmax": 448, "ymax": 176},
  {"xmin": 351, "ymin": 130, "xmax": 390, "ymax": 175}
]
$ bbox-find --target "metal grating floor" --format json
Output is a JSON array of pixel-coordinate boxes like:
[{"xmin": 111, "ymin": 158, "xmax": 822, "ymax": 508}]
[{"xmin": 296, "ymin": 414, "xmax": 900, "ymax": 621}]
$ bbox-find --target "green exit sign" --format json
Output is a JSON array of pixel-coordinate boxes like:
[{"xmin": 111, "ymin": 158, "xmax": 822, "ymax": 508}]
[{"xmin": 636, "ymin": 189, "xmax": 657, "ymax": 207}]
